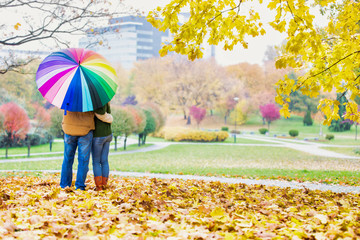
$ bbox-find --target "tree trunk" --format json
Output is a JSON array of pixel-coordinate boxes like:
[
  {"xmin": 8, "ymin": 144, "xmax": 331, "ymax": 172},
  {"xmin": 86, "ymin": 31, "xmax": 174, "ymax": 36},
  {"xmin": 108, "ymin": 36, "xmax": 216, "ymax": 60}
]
[
  {"xmin": 5, "ymin": 146, "xmax": 8, "ymax": 159},
  {"xmin": 114, "ymin": 136, "xmax": 117, "ymax": 151},
  {"xmin": 267, "ymin": 121, "xmax": 270, "ymax": 131},
  {"xmin": 210, "ymin": 109, "xmax": 213, "ymax": 116},
  {"xmin": 138, "ymin": 134, "xmax": 143, "ymax": 146},
  {"xmin": 124, "ymin": 137, "xmax": 127, "ymax": 150},
  {"xmin": 224, "ymin": 115, "xmax": 227, "ymax": 124},
  {"xmin": 142, "ymin": 134, "xmax": 147, "ymax": 145},
  {"xmin": 138, "ymin": 135, "xmax": 141, "ymax": 146},
  {"xmin": 356, "ymin": 124, "xmax": 358, "ymax": 141},
  {"xmin": 27, "ymin": 144, "xmax": 30, "ymax": 158},
  {"xmin": 183, "ymin": 110, "xmax": 187, "ymax": 120},
  {"xmin": 186, "ymin": 115, "xmax": 191, "ymax": 125}
]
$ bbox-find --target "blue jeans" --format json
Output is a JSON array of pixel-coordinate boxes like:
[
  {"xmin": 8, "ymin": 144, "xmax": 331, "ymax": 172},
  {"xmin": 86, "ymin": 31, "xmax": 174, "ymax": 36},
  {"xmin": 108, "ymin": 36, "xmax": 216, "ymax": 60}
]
[
  {"xmin": 92, "ymin": 134, "xmax": 112, "ymax": 178},
  {"xmin": 60, "ymin": 131, "xmax": 93, "ymax": 190}
]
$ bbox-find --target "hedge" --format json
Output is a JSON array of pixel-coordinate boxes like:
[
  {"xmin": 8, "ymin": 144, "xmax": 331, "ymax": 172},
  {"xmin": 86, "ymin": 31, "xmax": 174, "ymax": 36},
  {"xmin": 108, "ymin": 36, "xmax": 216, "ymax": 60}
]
[{"xmin": 152, "ymin": 128, "xmax": 229, "ymax": 142}]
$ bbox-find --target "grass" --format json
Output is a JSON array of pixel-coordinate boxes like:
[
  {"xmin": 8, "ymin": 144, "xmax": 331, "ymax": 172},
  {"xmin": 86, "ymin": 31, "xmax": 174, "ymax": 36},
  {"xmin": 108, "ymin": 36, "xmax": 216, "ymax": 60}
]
[
  {"xmin": 320, "ymin": 146, "xmax": 360, "ymax": 157},
  {"xmin": 0, "ymin": 142, "xmax": 64, "ymax": 159},
  {"xmin": 1, "ymin": 144, "xmax": 360, "ymax": 186},
  {"xmin": 1, "ymin": 115, "xmax": 360, "ymax": 186},
  {"xmin": 0, "ymin": 142, "xmax": 151, "ymax": 159},
  {"xmin": 0, "ymin": 142, "xmax": 63, "ymax": 157},
  {"xmin": 216, "ymin": 114, "xmax": 360, "ymax": 140},
  {"xmin": 315, "ymin": 138, "xmax": 360, "ymax": 145}
]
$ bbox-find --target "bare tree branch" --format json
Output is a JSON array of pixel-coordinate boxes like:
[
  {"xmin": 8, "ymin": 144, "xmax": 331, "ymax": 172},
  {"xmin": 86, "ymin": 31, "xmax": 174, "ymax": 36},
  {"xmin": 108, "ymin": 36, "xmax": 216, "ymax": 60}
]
[{"xmin": 0, "ymin": 0, "xmax": 133, "ymax": 74}]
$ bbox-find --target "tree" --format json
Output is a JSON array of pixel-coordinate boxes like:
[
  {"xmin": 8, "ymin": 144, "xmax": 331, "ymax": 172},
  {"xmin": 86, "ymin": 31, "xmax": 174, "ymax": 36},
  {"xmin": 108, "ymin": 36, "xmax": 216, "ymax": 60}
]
[
  {"xmin": 216, "ymin": 96, "xmax": 238, "ymax": 124},
  {"xmin": 226, "ymin": 63, "xmax": 277, "ymax": 113},
  {"xmin": 111, "ymin": 107, "xmax": 136, "ymax": 151},
  {"xmin": 0, "ymin": 60, "xmax": 41, "ymax": 115},
  {"xmin": 0, "ymin": 112, "xmax": 4, "ymax": 132},
  {"xmin": 0, "ymin": 88, "xmax": 24, "ymax": 107},
  {"xmin": 132, "ymin": 57, "xmax": 171, "ymax": 109},
  {"xmin": 132, "ymin": 56, "xmax": 225, "ymax": 121},
  {"xmin": 148, "ymin": 0, "xmax": 360, "ymax": 123},
  {"xmin": 303, "ymin": 110, "xmax": 313, "ymax": 126},
  {"xmin": 33, "ymin": 104, "xmax": 51, "ymax": 134},
  {"xmin": 139, "ymin": 109, "xmax": 156, "ymax": 145},
  {"xmin": 189, "ymin": 106, "xmax": 206, "ymax": 128},
  {"xmin": 286, "ymin": 72, "xmax": 320, "ymax": 126},
  {"xmin": 229, "ymin": 100, "xmax": 249, "ymax": 127},
  {"xmin": 49, "ymin": 108, "xmax": 63, "ymax": 139},
  {"xmin": 0, "ymin": 1, "xmax": 129, "ymax": 74},
  {"xmin": 328, "ymin": 93, "xmax": 352, "ymax": 132},
  {"xmin": 259, "ymin": 103, "xmax": 281, "ymax": 131},
  {"xmin": 0, "ymin": 102, "xmax": 30, "ymax": 158},
  {"xmin": 143, "ymin": 102, "xmax": 166, "ymax": 132},
  {"xmin": 124, "ymin": 105, "xmax": 146, "ymax": 147}
]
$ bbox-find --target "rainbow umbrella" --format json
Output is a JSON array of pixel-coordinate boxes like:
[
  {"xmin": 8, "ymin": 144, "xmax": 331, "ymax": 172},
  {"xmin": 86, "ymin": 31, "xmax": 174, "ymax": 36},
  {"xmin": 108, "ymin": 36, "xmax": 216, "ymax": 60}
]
[{"xmin": 36, "ymin": 48, "xmax": 118, "ymax": 112}]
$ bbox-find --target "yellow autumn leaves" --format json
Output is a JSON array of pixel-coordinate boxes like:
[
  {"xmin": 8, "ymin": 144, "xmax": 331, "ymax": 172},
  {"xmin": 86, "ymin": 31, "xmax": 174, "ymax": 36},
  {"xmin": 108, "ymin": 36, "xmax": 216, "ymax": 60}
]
[
  {"xmin": 148, "ymin": 0, "xmax": 360, "ymax": 124},
  {"xmin": 1, "ymin": 174, "xmax": 360, "ymax": 239}
]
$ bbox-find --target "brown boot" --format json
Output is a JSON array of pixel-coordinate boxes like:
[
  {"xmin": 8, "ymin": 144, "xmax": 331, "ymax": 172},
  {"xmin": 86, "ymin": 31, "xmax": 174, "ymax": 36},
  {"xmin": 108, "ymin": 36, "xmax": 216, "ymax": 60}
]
[
  {"xmin": 102, "ymin": 177, "xmax": 108, "ymax": 190},
  {"xmin": 94, "ymin": 176, "xmax": 103, "ymax": 191}
]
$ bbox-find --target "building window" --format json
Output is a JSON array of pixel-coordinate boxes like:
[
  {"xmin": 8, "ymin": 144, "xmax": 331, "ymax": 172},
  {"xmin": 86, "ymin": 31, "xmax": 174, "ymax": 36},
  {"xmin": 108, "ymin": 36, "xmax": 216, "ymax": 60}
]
[{"xmin": 137, "ymin": 38, "xmax": 153, "ymax": 43}]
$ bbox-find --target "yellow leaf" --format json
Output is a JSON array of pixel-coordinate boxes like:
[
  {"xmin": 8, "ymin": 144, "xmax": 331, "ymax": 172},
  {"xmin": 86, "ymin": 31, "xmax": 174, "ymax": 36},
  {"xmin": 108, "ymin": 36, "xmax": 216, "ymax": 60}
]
[
  {"xmin": 315, "ymin": 214, "xmax": 328, "ymax": 224},
  {"xmin": 14, "ymin": 23, "xmax": 21, "ymax": 30}
]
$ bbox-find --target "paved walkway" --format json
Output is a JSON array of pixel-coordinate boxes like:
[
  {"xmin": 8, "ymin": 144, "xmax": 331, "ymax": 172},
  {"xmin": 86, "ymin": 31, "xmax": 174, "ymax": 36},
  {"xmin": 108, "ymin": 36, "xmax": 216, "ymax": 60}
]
[{"xmin": 1, "ymin": 135, "xmax": 360, "ymax": 194}]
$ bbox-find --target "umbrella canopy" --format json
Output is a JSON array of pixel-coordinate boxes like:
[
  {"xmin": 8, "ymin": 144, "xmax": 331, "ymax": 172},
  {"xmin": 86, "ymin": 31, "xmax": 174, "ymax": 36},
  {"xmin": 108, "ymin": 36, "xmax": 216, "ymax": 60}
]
[{"xmin": 36, "ymin": 48, "xmax": 118, "ymax": 112}]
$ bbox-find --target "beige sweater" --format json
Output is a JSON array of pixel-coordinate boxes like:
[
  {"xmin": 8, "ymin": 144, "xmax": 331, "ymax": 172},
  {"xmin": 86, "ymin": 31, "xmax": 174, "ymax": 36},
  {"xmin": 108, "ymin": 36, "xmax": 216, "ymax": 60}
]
[{"xmin": 62, "ymin": 111, "xmax": 95, "ymax": 136}]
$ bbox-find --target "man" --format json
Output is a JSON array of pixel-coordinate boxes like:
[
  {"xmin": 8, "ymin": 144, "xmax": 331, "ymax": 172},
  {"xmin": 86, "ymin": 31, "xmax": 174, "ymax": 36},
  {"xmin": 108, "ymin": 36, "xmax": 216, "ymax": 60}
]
[{"xmin": 60, "ymin": 111, "xmax": 95, "ymax": 190}]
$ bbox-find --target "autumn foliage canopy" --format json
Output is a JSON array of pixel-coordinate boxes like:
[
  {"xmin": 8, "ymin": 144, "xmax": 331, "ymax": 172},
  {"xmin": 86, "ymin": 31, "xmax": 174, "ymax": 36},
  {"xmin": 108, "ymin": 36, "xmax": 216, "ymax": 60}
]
[
  {"xmin": 0, "ymin": 102, "xmax": 30, "ymax": 140},
  {"xmin": 148, "ymin": 0, "xmax": 360, "ymax": 124},
  {"xmin": 189, "ymin": 105, "xmax": 206, "ymax": 126},
  {"xmin": 260, "ymin": 103, "xmax": 281, "ymax": 128}
]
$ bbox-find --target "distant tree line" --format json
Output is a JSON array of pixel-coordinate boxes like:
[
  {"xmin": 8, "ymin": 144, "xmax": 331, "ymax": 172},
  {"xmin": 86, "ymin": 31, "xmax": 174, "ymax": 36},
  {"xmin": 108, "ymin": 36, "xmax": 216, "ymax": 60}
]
[{"xmin": 0, "ymin": 100, "xmax": 165, "ymax": 158}]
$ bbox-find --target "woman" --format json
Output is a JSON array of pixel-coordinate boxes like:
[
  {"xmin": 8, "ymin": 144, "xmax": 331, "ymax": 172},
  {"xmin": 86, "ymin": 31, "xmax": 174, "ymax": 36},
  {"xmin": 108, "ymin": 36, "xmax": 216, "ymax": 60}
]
[{"xmin": 92, "ymin": 102, "xmax": 113, "ymax": 191}]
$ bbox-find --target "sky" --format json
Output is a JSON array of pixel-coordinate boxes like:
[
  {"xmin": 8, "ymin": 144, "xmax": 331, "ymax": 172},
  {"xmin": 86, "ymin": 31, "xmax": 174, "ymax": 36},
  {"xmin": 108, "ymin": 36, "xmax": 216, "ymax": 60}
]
[
  {"xmin": 123, "ymin": 0, "xmax": 287, "ymax": 66},
  {"xmin": 1, "ymin": 0, "xmax": 327, "ymax": 67}
]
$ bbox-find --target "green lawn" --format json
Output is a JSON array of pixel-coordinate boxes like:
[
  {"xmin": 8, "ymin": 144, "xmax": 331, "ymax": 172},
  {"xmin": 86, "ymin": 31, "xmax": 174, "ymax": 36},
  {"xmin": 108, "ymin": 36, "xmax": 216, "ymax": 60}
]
[
  {"xmin": 1, "ymin": 113, "xmax": 360, "ymax": 186},
  {"xmin": 0, "ymin": 142, "xmax": 63, "ymax": 157},
  {"xmin": 1, "ymin": 144, "xmax": 359, "ymax": 186},
  {"xmin": 0, "ymin": 142, "xmax": 151, "ymax": 159},
  {"xmin": 245, "ymin": 114, "xmax": 360, "ymax": 140},
  {"xmin": 321, "ymin": 146, "xmax": 360, "ymax": 157}
]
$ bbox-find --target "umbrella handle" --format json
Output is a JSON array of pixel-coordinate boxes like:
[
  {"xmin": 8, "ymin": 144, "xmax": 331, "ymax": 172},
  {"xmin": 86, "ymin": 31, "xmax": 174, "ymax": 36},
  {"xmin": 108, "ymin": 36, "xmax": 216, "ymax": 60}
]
[{"xmin": 64, "ymin": 103, "xmax": 69, "ymax": 115}]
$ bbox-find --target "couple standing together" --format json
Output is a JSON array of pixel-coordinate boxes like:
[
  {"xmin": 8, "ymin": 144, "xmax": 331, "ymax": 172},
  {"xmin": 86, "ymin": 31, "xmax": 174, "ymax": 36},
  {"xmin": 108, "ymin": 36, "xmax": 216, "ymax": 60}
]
[{"xmin": 59, "ymin": 102, "xmax": 113, "ymax": 191}]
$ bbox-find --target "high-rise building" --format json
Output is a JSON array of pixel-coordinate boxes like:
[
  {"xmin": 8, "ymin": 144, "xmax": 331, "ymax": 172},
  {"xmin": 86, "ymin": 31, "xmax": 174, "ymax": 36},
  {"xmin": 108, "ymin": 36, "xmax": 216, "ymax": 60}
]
[
  {"xmin": 79, "ymin": 15, "xmax": 216, "ymax": 69},
  {"xmin": 79, "ymin": 16, "xmax": 170, "ymax": 69}
]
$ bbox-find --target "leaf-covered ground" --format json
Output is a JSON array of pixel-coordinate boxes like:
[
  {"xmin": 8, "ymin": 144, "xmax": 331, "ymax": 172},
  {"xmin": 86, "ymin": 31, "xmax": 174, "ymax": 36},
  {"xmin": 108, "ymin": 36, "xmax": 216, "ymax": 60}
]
[{"xmin": 1, "ymin": 174, "xmax": 360, "ymax": 239}]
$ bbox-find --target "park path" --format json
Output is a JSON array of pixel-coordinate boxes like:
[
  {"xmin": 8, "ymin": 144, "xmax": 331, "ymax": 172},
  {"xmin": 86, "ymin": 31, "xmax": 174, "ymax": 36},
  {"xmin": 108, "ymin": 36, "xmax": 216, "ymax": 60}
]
[
  {"xmin": 1, "ymin": 135, "xmax": 360, "ymax": 194},
  {"xmin": 239, "ymin": 134, "xmax": 360, "ymax": 159}
]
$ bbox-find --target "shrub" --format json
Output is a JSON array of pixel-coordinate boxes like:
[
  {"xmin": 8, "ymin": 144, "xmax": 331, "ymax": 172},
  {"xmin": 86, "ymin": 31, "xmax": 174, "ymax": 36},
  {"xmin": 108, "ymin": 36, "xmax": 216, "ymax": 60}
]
[
  {"xmin": 164, "ymin": 128, "xmax": 229, "ymax": 142},
  {"xmin": 303, "ymin": 110, "xmax": 313, "ymax": 126},
  {"xmin": 216, "ymin": 131, "xmax": 229, "ymax": 142},
  {"xmin": 26, "ymin": 134, "xmax": 41, "ymax": 146},
  {"xmin": 289, "ymin": 130, "xmax": 299, "ymax": 137},
  {"xmin": 221, "ymin": 126, "xmax": 229, "ymax": 132},
  {"xmin": 259, "ymin": 128, "xmax": 268, "ymax": 135},
  {"xmin": 40, "ymin": 132, "xmax": 54, "ymax": 145},
  {"xmin": 353, "ymin": 148, "xmax": 360, "ymax": 155},
  {"xmin": 325, "ymin": 134, "xmax": 334, "ymax": 140},
  {"xmin": 150, "ymin": 128, "xmax": 165, "ymax": 138}
]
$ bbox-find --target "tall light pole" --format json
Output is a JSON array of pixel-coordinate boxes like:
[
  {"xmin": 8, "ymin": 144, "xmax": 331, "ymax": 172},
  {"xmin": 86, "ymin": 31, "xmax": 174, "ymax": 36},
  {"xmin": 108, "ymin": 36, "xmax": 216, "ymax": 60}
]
[{"xmin": 233, "ymin": 97, "xmax": 239, "ymax": 143}]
